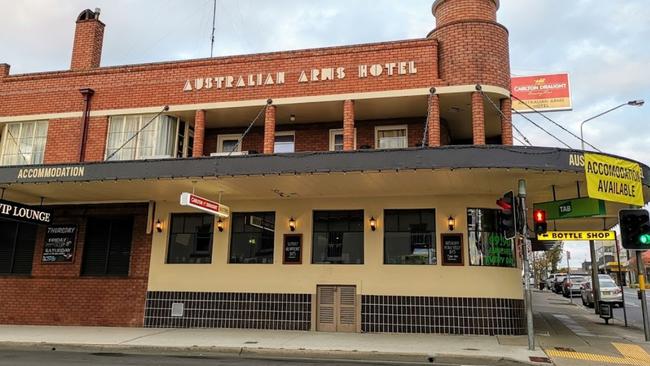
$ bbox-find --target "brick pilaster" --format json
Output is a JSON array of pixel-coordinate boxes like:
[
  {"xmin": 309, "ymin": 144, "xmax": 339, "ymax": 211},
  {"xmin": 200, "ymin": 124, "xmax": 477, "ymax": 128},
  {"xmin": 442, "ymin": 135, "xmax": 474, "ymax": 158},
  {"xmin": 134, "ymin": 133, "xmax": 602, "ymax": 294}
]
[
  {"xmin": 471, "ymin": 92, "xmax": 486, "ymax": 145},
  {"xmin": 264, "ymin": 105, "xmax": 276, "ymax": 154},
  {"xmin": 500, "ymin": 98, "xmax": 513, "ymax": 145},
  {"xmin": 427, "ymin": 94, "xmax": 441, "ymax": 147},
  {"xmin": 343, "ymin": 99, "xmax": 355, "ymax": 151},
  {"xmin": 193, "ymin": 109, "xmax": 205, "ymax": 157}
]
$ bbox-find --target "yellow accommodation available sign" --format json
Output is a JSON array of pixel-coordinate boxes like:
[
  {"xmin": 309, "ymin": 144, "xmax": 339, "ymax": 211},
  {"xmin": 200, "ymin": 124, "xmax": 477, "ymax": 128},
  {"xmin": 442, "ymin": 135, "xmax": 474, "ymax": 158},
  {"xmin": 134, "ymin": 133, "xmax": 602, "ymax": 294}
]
[
  {"xmin": 584, "ymin": 153, "xmax": 644, "ymax": 206},
  {"xmin": 537, "ymin": 231, "xmax": 615, "ymax": 241}
]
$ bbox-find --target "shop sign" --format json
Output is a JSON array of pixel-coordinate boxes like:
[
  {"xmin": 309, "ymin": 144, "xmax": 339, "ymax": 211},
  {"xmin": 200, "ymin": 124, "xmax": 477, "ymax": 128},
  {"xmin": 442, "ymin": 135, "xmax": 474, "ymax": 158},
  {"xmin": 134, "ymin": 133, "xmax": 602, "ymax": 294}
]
[
  {"xmin": 16, "ymin": 166, "xmax": 85, "ymax": 181},
  {"xmin": 42, "ymin": 225, "xmax": 77, "ymax": 263},
  {"xmin": 537, "ymin": 231, "xmax": 615, "ymax": 241},
  {"xmin": 183, "ymin": 61, "xmax": 417, "ymax": 92},
  {"xmin": 511, "ymin": 73, "xmax": 572, "ymax": 112},
  {"xmin": 0, "ymin": 199, "xmax": 52, "ymax": 225},
  {"xmin": 584, "ymin": 153, "xmax": 644, "ymax": 206},
  {"xmin": 533, "ymin": 197, "xmax": 605, "ymax": 220},
  {"xmin": 179, "ymin": 193, "xmax": 230, "ymax": 218}
]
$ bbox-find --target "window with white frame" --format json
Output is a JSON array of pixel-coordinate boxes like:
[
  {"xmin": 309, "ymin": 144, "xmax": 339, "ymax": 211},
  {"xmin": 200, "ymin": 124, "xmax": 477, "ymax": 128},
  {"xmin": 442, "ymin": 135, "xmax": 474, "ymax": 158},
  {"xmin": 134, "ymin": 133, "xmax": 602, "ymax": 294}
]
[
  {"xmin": 217, "ymin": 134, "xmax": 243, "ymax": 153},
  {"xmin": 106, "ymin": 114, "xmax": 178, "ymax": 161},
  {"xmin": 375, "ymin": 125, "xmax": 408, "ymax": 149},
  {"xmin": 329, "ymin": 129, "xmax": 356, "ymax": 151},
  {"xmin": 0, "ymin": 120, "xmax": 48, "ymax": 166},
  {"xmin": 274, "ymin": 131, "xmax": 295, "ymax": 153}
]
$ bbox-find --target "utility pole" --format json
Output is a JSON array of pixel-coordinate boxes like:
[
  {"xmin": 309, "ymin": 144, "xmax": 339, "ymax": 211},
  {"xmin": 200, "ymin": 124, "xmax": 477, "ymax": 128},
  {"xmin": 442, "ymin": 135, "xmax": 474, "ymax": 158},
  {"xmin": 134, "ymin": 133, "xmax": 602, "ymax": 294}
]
[
  {"xmin": 519, "ymin": 179, "xmax": 535, "ymax": 350},
  {"xmin": 636, "ymin": 251, "xmax": 650, "ymax": 341},
  {"xmin": 589, "ymin": 240, "xmax": 601, "ymax": 314},
  {"xmin": 567, "ymin": 251, "xmax": 572, "ymax": 304}
]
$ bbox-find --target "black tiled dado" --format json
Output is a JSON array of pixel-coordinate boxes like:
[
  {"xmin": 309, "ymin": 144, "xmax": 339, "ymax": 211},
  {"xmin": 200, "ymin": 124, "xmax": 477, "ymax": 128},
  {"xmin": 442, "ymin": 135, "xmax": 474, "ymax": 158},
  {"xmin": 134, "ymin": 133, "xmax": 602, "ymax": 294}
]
[
  {"xmin": 144, "ymin": 292, "xmax": 311, "ymax": 330},
  {"xmin": 361, "ymin": 295, "xmax": 525, "ymax": 335}
]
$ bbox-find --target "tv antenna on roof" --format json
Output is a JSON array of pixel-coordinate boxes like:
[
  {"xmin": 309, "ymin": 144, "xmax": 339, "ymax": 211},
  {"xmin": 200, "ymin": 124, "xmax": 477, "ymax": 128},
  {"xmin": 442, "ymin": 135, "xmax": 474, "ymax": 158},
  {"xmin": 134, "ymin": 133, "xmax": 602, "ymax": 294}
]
[{"xmin": 210, "ymin": 0, "xmax": 216, "ymax": 57}]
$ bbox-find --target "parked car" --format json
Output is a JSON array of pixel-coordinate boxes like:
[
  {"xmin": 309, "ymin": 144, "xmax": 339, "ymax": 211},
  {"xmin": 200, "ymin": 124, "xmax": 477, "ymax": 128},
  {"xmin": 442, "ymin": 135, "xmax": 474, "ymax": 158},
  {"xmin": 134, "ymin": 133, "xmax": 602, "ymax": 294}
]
[
  {"xmin": 580, "ymin": 275, "xmax": 623, "ymax": 307},
  {"xmin": 562, "ymin": 275, "xmax": 588, "ymax": 297},
  {"xmin": 553, "ymin": 274, "xmax": 567, "ymax": 293}
]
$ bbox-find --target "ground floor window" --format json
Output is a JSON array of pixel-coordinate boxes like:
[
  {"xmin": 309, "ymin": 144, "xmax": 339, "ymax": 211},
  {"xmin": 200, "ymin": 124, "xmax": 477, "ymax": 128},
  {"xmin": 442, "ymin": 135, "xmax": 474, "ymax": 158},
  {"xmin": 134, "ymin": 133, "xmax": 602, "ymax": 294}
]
[
  {"xmin": 312, "ymin": 210, "xmax": 364, "ymax": 264},
  {"xmin": 229, "ymin": 212, "xmax": 275, "ymax": 264},
  {"xmin": 384, "ymin": 209, "xmax": 436, "ymax": 265},
  {"xmin": 167, "ymin": 213, "xmax": 214, "ymax": 264},
  {"xmin": 81, "ymin": 217, "xmax": 134, "ymax": 276},
  {"xmin": 0, "ymin": 219, "xmax": 37, "ymax": 275},
  {"xmin": 467, "ymin": 208, "xmax": 515, "ymax": 267}
]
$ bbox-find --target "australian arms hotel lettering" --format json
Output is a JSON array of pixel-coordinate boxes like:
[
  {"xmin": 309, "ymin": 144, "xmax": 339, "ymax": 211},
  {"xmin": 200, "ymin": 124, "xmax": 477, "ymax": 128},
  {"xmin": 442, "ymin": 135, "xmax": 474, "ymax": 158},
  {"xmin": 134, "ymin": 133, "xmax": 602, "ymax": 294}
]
[{"xmin": 183, "ymin": 61, "xmax": 418, "ymax": 92}]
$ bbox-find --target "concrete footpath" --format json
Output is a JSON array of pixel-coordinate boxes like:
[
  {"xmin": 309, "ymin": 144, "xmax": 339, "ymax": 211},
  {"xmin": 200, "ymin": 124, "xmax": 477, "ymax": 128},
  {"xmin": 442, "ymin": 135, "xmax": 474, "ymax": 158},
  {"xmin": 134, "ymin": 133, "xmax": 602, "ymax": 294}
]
[{"xmin": 0, "ymin": 324, "xmax": 547, "ymax": 365}]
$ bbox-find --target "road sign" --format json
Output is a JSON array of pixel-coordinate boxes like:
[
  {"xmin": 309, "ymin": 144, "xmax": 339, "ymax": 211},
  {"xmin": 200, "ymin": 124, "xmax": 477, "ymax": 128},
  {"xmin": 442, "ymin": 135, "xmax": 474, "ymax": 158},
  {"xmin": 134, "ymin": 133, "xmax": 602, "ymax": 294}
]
[
  {"xmin": 533, "ymin": 197, "xmax": 605, "ymax": 220},
  {"xmin": 537, "ymin": 231, "xmax": 615, "ymax": 241}
]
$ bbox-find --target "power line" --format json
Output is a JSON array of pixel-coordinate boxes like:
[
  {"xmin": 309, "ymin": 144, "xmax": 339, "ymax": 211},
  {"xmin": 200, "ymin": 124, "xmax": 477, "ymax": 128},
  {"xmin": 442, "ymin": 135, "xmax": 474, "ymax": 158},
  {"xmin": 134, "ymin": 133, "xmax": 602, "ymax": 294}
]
[
  {"xmin": 512, "ymin": 108, "xmax": 573, "ymax": 149},
  {"xmin": 228, "ymin": 100, "xmax": 271, "ymax": 156},
  {"xmin": 513, "ymin": 136, "xmax": 525, "ymax": 145},
  {"xmin": 478, "ymin": 87, "xmax": 533, "ymax": 146},
  {"xmin": 421, "ymin": 87, "xmax": 436, "ymax": 147},
  {"xmin": 510, "ymin": 94, "xmax": 602, "ymax": 152},
  {"xmin": 106, "ymin": 106, "xmax": 169, "ymax": 161}
]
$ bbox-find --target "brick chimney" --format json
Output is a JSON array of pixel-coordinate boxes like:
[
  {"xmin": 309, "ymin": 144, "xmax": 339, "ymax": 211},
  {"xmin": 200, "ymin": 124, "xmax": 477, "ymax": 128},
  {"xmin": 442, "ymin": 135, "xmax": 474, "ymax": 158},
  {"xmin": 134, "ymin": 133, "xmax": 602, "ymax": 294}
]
[
  {"xmin": 70, "ymin": 9, "xmax": 105, "ymax": 71},
  {"xmin": 0, "ymin": 63, "xmax": 9, "ymax": 80}
]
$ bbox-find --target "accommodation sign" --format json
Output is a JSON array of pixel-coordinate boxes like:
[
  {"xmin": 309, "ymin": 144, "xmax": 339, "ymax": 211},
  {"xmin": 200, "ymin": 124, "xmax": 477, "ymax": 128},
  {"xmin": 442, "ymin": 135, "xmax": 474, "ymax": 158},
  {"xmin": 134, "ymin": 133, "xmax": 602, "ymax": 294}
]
[
  {"xmin": 0, "ymin": 199, "xmax": 52, "ymax": 225},
  {"xmin": 183, "ymin": 61, "xmax": 417, "ymax": 92},
  {"xmin": 42, "ymin": 225, "xmax": 77, "ymax": 263},
  {"xmin": 584, "ymin": 153, "xmax": 644, "ymax": 206}
]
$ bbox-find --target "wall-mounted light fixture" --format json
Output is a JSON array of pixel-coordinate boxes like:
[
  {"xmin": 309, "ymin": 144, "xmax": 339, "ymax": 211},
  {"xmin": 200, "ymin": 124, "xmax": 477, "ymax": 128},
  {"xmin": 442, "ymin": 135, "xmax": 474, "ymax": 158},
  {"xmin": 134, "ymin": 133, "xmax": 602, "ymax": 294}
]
[
  {"xmin": 155, "ymin": 219, "xmax": 163, "ymax": 233},
  {"xmin": 290, "ymin": 114, "xmax": 296, "ymax": 122},
  {"xmin": 217, "ymin": 219, "xmax": 224, "ymax": 232},
  {"xmin": 289, "ymin": 217, "xmax": 296, "ymax": 232},
  {"xmin": 448, "ymin": 216, "xmax": 456, "ymax": 231},
  {"xmin": 369, "ymin": 216, "xmax": 377, "ymax": 231}
]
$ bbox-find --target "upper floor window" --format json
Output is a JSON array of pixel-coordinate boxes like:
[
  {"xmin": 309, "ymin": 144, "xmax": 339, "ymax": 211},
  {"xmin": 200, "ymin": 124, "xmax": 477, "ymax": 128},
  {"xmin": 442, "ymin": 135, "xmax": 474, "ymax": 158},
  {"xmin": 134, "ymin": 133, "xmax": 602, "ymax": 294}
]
[
  {"xmin": 274, "ymin": 131, "xmax": 295, "ymax": 153},
  {"xmin": 329, "ymin": 129, "xmax": 356, "ymax": 151},
  {"xmin": 375, "ymin": 125, "xmax": 407, "ymax": 149},
  {"xmin": 217, "ymin": 134, "xmax": 243, "ymax": 154},
  {"xmin": 106, "ymin": 114, "xmax": 183, "ymax": 161},
  {"xmin": 0, "ymin": 121, "xmax": 48, "ymax": 166}
]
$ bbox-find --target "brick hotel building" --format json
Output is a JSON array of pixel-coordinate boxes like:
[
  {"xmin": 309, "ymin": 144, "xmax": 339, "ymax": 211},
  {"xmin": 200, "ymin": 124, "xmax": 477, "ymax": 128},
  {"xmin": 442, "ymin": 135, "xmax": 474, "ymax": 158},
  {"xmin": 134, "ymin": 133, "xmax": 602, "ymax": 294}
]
[{"xmin": 0, "ymin": 0, "xmax": 648, "ymax": 335}]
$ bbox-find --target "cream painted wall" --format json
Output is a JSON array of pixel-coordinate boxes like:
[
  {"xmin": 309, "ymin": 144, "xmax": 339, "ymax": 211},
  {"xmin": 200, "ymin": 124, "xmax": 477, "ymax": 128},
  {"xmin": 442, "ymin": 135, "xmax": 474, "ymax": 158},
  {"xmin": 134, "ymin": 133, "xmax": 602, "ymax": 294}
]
[{"xmin": 147, "ymin": 194, "xmax": 524, "ymax": 300}]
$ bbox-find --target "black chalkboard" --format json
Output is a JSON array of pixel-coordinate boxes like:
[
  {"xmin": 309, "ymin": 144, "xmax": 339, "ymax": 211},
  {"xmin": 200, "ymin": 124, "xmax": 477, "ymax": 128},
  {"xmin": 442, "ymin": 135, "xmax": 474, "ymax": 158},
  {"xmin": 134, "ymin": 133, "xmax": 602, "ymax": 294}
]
[
  {"xmin": 441, "ymin": 233, "xmax": 464, "ymax": 266},
  {"xmin": 283, "ymin": 234, "xmax": 302, "ymax": 264},
  {"xmin": 42, "ymin": 224, "xmax": 77, "ymax": 263}
]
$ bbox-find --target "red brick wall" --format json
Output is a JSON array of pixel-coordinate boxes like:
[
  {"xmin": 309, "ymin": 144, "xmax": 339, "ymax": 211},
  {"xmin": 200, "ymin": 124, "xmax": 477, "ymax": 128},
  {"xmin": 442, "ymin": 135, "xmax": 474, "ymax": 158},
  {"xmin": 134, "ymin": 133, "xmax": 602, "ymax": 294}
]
[
  {"xmin": 0, "ymin": 204, "xmax": 151, "ymax": 326},
  {"xmin": 43, "ymin": 118, "xmax": 83, "ymax": 164},
  {"xmin": 433, "ymin": 0, "xmax": 498, "ymax": 27},
  {"xmin": 83, "ymin": 116, "xmax": 109, "ymax": 162}
]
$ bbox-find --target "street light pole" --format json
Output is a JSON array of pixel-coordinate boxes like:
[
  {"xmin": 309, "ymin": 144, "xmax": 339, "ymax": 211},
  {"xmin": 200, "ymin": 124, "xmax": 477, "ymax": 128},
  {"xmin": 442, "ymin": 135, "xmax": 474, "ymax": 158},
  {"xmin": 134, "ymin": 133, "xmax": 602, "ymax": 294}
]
[{"xmin": 580, "ymin": 100, "xmax": 645, "ymax": 150}]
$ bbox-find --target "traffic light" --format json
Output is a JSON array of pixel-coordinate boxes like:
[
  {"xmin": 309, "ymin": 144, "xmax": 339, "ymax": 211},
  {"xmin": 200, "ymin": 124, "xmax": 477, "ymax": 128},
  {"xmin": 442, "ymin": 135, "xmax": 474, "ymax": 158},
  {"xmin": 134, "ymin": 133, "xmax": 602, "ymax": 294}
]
[
  {"xmin": 533, "ymin": 209, "xmax": 548, "ymax": 235},
  {"xmin": 496, "ymin": 191, "xmax": 517, "ymax": 239},
  {"xmin": 619, "ymin": 209, "xmax": 650, "ymax": 250}
]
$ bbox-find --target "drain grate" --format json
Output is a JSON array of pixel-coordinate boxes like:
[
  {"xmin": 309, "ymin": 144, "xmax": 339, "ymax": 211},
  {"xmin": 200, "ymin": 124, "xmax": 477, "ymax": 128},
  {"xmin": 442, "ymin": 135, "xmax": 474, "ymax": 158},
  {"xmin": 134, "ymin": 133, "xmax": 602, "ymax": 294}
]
[{"xmin": 529, "ymin": 356, "xmax": 552, "ymax": 363}]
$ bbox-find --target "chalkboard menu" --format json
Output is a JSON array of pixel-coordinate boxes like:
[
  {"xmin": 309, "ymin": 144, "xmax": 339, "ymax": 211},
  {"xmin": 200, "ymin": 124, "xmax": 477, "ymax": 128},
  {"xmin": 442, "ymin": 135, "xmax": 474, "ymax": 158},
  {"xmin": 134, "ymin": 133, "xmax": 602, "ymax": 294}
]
[
  {"xmin": 42, "ymin": 224, "xmax": 77, "ymax": 263},
  {"xmin": 441, "ymin": 233, "xmax": 464, "ymax": 266},
  {"xmin": 283, "ymin": 234, "xmax": 302, "ymax": 264}
]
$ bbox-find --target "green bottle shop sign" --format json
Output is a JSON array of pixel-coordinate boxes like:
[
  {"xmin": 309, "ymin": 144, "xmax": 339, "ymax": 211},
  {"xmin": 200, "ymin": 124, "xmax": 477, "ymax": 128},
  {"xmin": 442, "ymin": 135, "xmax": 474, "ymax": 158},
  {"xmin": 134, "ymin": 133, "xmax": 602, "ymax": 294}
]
[{"xmin": 533, "ymin": 197, "xmax": 606, "ymax": 220}]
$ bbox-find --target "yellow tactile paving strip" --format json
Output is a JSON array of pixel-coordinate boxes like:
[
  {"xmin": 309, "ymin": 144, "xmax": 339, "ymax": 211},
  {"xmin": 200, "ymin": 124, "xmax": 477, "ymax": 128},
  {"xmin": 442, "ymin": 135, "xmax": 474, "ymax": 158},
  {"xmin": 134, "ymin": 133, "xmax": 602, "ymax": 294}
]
[{"xmin": 545, "ymin": 343, "xmax": 650, "ymax": 365}]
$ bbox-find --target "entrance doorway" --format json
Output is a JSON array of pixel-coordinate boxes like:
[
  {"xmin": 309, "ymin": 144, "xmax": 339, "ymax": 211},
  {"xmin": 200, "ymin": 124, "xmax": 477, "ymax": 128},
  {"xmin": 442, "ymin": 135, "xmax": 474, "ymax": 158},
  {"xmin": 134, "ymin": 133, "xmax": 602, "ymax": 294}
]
[{"xmin": 316, "ymin": 285, "xmax": 357, "ymax": 332}]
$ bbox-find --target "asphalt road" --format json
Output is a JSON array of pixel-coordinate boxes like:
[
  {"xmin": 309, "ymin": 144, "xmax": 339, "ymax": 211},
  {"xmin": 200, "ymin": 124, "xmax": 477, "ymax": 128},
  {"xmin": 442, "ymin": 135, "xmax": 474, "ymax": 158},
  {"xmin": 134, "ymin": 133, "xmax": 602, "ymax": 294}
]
[
  {"xmin": 0, "ymin": 350, "xmax": 434, "ymax": 366},
  {"xmin": 549, "ymin": 287, "xmax": 650, "ymax": 328}
]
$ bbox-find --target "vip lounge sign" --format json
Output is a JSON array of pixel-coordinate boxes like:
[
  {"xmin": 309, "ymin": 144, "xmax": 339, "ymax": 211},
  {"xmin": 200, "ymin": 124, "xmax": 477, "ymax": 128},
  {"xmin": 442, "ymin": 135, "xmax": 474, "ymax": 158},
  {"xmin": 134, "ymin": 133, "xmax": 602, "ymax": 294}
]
[
  {"xmin": 180, "ymin": 192, "xmax": 230, "ymax": 218},
  {"xmin": 0, "ymin": 199, "xmax": 52, "ymax": 225},
  {"xmin": 584, "ymin": 153, "xmax": 645, "ymax": 207}
]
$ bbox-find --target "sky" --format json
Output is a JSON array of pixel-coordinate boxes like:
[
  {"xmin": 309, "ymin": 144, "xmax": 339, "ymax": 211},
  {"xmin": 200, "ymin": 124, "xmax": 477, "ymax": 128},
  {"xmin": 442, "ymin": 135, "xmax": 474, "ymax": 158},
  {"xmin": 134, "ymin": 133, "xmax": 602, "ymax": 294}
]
[{"xmin": 1, "ymin": 0, "xmax": 649, "ymax": 267}]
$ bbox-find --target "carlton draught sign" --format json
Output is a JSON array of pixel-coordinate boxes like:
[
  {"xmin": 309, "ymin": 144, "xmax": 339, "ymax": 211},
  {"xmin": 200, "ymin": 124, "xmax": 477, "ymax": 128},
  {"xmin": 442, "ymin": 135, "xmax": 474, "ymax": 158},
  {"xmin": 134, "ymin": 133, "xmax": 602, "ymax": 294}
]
[{"xmin": 511, "ymin": 73, "xmax": 572, "ymax": 112}]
